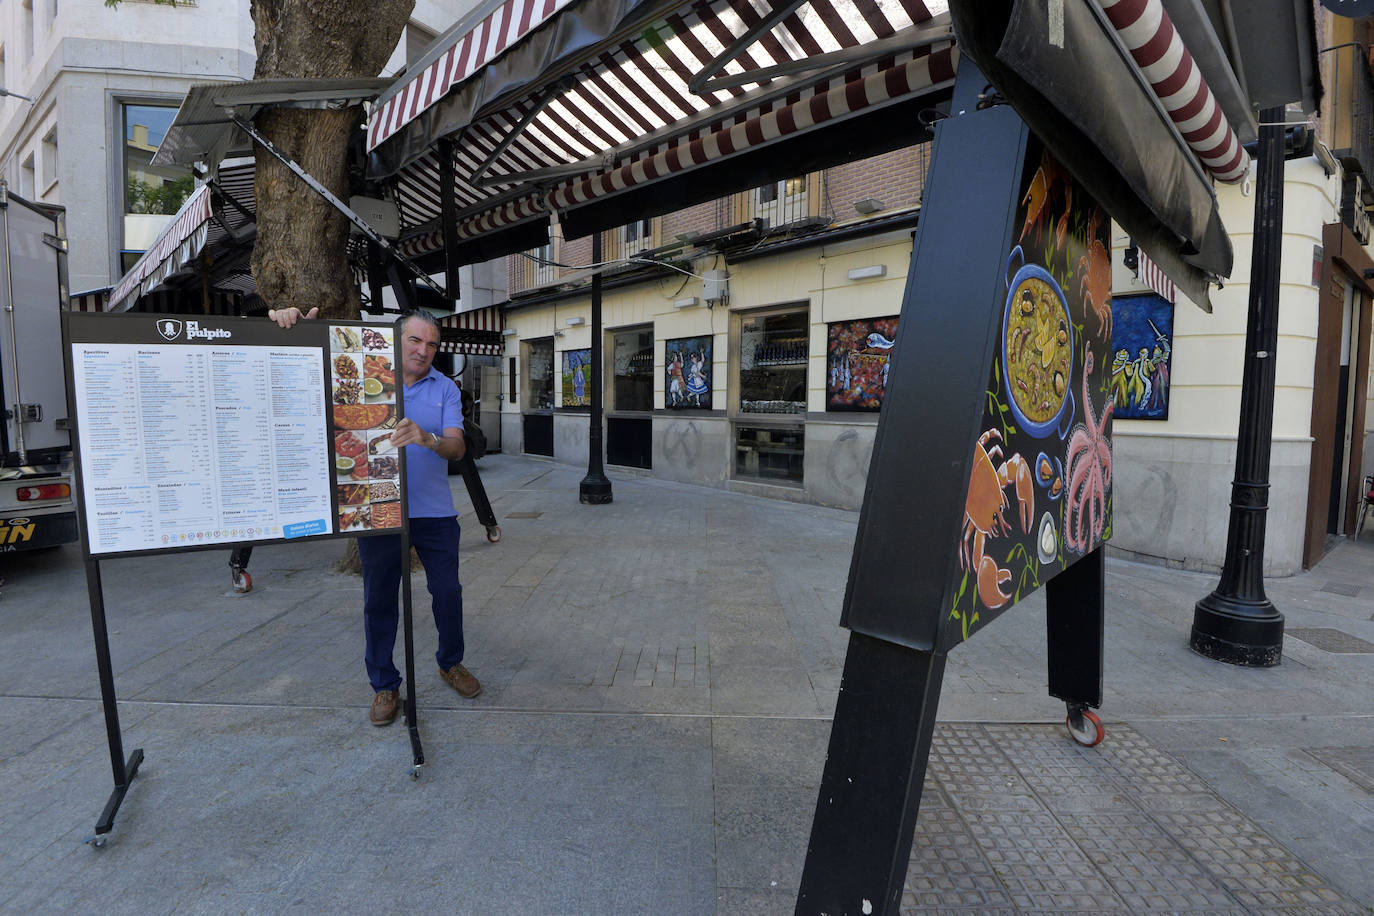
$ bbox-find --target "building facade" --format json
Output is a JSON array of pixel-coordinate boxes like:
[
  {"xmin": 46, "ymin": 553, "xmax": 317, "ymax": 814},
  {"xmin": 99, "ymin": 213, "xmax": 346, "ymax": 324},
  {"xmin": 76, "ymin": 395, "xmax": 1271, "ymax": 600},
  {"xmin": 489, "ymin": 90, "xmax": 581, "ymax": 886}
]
[
  {"xmin": 491, "ymin": 9, "xmax": 1374, "ymax": 577},
  {"xmin": 0, "ymin": 0, "xmax": 464, "ymax": 295}
]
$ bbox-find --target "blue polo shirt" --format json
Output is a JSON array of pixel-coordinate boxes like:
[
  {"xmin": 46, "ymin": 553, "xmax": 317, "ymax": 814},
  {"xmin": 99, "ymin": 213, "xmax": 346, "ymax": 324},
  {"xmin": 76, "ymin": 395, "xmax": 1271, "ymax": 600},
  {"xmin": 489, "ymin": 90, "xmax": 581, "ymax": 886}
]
[{"xmin": 402, "ymin": 366, "xmax": 463, "ymax": 518}]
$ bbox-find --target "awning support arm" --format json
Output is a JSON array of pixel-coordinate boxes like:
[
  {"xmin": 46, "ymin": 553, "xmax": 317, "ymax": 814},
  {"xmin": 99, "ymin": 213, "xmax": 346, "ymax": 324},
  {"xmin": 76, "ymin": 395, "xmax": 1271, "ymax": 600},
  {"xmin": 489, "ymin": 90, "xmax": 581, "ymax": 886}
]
[
  {"xmin": 227, "ymin": 110, "xmax": 445, "ymax": 297},
  {"xmin": 468, "ymin": 81, "xmax": 569, "ymax": 188},
  {"xmin": 687, "ymin": 0, "xmax": 811, "ymax": 95},
  {"xmin": 694, "ymin": 22, "xmax": 954, "ymax": 94}
]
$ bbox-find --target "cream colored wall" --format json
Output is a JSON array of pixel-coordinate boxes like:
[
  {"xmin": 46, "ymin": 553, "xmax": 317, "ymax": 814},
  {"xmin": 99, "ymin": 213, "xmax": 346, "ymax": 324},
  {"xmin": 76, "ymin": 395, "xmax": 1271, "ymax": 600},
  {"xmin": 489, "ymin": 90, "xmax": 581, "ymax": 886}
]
[
  {"xmin": 1112, "ymin": 157, "xmax": 1337, "ymax": 441},
  {"xmin": 726, "ymin": 229, "xmax": 914, "ymax": 412},
  {"xmin": 499, "ymin": 230, "xmax": 915, "ymax": 415}
]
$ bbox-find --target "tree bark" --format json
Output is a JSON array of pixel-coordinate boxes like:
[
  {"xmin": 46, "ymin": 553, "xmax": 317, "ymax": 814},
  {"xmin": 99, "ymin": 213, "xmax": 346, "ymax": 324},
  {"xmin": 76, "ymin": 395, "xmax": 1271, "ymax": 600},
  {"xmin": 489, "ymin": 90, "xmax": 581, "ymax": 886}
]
[{"xmin": 249, "ymin": 0, "xmax": 414, "ymax": 318}]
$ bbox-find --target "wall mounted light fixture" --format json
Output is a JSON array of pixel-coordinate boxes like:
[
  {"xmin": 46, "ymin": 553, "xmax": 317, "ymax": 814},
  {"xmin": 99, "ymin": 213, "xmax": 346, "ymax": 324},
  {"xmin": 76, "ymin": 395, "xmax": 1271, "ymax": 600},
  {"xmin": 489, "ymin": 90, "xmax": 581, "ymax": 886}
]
[
  {"xmin": 847, "ymin": 265, "xmax": 887, "ymax": 281},
  {"xmin": 673, "ymin": 297, "xmax": 699, "ymax": 309},
  {"xmin": 501, "ymin": 328, "xmax": 518, "ymax": 337},
  {"xmin": 853, "ymin": 197, "xmax": 885, "ymax": 215},
  {"xmin": 565, "ymin": 316, "xmax": 586, "ymax": 326}
]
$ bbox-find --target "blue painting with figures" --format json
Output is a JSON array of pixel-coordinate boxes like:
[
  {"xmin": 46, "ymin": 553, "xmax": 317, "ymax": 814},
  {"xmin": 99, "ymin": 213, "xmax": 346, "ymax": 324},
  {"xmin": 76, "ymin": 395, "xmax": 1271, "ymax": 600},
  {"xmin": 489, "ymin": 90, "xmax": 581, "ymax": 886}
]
[{"xmin": 1109, "ymin": 293, "xmax": 1173, "ymax": 420}]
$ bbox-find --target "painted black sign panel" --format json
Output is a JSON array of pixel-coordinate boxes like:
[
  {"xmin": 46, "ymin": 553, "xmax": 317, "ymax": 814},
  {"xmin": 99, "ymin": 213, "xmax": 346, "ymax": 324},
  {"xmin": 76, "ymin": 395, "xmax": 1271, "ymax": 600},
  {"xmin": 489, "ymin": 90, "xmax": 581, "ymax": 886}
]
[
  {"xmin": 62, "ymin": 313, "xmax": 405, "ymax": 559},
  {"xmin": 840, "ymin": 105, "xmax": 1114, "ymax": 653},
  {"xmin": 941, "ymin": 137, "xmax": 1114, "ymax": 651}
]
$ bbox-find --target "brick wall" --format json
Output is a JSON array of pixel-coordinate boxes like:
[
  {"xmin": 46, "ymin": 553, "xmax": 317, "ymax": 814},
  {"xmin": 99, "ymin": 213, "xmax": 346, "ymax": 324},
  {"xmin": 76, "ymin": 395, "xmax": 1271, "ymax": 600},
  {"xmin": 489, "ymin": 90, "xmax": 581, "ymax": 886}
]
[{"xmin": 504, "ymin": 143, "xmax": 932, "ymax": 297}]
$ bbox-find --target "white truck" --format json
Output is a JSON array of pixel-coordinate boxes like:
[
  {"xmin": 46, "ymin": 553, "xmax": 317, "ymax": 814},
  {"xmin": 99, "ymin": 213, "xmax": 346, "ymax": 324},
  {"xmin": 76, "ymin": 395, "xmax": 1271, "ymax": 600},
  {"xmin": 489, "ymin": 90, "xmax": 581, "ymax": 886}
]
[{"xmin": 0, "ymin": 181, "xmax": 78, "ymax": 556}]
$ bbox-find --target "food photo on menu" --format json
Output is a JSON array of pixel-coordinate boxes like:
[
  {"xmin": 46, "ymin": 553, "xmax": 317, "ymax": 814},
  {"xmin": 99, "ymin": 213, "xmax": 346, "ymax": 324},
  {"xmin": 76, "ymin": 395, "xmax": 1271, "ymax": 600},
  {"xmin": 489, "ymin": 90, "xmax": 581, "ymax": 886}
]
[{"xmin": 329, "ymin": 324, "xmax": 402, "ymax": 534}]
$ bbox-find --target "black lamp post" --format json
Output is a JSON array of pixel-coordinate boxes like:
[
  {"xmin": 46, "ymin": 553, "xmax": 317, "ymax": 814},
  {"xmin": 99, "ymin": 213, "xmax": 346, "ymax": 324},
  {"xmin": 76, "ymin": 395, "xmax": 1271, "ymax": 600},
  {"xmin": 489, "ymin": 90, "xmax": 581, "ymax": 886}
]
[
  {"xmin": 579, "ymin": 230, "xmax": 613, "ymax": 504},
  {"xmin": 1190, "ymin": 107, "xmax": 1287, "ymax": 666}
]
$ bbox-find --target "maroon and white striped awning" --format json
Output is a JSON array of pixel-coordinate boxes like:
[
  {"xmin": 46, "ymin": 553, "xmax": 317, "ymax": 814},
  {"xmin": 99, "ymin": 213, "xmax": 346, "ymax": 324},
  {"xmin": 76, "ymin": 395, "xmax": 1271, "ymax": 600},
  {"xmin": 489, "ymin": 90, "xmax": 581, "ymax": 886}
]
[
  {"xmin": 369, "ymin": 0, "xmax": 579, "ymax": 151},
  {"xmin": 109, "ymin": 184, "xmax": 215, "ymax": 312},
  {"xmin": 438, "ymin": 305, "xmax": 505, "ymax": 355},
  {"xmin": 369, "ymin": 0, "xmax": 958, "ymax": 243},
  {"xmin": 1098, "ymin": 0, "xmax": 1250, "ymax": 183},
  {"xmin": 107, "ymin": 160, "xmax": 258, "ymax": 312}
]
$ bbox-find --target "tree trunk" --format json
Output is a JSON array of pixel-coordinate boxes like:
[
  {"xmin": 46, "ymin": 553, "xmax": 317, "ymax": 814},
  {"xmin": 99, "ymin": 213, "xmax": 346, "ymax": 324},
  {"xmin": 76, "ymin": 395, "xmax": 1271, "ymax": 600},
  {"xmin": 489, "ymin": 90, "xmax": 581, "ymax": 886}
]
[{"xmin": 249, "ymin": 0, "xmax": 414, "ymax": 318}]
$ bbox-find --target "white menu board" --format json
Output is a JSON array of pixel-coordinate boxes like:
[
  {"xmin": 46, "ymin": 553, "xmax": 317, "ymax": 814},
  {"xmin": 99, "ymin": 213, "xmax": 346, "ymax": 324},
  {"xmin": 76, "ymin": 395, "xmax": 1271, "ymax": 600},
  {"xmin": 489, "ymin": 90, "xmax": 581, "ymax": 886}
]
[
  {"xmin": 70, "ymin": 342, "xmax": 333, "ymax": 554},
  {"xmin": 63, "ymin": 314, "xmax": 403, "ymax": 558}
]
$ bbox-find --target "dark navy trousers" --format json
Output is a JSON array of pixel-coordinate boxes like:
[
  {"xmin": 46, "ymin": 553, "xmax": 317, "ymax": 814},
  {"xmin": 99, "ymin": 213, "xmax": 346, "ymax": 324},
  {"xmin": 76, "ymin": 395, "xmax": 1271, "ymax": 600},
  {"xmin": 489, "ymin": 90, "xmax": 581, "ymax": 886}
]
[{"xmin": 357, "ymin": 516, "xmax": 464, "ymax": 693}]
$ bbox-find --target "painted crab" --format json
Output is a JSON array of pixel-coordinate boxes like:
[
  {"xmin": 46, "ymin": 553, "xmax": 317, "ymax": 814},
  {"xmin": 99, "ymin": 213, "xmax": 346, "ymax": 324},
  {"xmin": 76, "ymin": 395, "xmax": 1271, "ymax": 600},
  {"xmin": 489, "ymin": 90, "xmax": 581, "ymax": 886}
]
[
  {"xmin": 961, "ymin": 428, "xmax": 1034, "ymax": 610},
  {"xmin": 1064, "ymin": 350, "xmax": 1113, "ymax": 553},
  {"xmin": 1078, "ymin": 208, "xmax": 1112, "ymax": 341}
]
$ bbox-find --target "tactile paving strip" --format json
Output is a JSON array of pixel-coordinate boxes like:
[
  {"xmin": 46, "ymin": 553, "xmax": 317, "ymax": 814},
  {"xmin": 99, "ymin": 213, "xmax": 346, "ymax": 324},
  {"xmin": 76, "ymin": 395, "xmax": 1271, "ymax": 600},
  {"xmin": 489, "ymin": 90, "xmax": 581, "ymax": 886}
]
[
  {"xmin": 1286, "ymin": 627, "xmax": 1374, "ymax": 654},
  {"xmin": 898, "ymin": 723, "xmax": 1363, "ymax": 913}
]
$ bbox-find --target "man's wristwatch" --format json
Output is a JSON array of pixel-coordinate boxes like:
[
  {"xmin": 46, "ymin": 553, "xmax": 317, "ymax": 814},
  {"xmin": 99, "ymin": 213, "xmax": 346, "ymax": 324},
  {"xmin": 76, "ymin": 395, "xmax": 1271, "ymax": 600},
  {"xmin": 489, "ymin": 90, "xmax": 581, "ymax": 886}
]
[{"xmin": 428, "ymin": 431, "xmax": 440, "ymax": 449}]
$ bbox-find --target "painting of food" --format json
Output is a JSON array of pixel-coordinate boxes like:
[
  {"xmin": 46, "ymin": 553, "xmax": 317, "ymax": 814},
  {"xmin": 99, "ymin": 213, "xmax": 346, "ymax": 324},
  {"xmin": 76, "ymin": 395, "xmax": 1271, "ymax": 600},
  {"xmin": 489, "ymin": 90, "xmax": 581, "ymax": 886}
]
[
  {"xmin": 1002, "ymin": 260, "xmax": 1073, "ymax": 437},
  {"xmin": 332, "ymin": 404, "xmax": 394, "ymax": 430}
]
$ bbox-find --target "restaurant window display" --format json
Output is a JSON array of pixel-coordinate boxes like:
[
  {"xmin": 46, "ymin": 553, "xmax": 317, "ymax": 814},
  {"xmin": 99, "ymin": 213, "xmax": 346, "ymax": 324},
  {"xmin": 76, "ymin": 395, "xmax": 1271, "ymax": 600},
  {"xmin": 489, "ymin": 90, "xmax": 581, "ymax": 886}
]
[
  {"xmin": 735, "ymin": 305, "xmax": 808, "ymax": 485},
  {"xmin": 524, "ymin": 338, "xmax": 555, "ymax": 410},
  {"xmin": 608, "ymin": 326, "xmax": 654, "ymax": 469},
  {"xmin": 522, "ymin": 338, "xmax": 555, "ymax": 457},
  {"xmin": 612, "ymin": 327, "xmax": 654, "ymax": 411}
]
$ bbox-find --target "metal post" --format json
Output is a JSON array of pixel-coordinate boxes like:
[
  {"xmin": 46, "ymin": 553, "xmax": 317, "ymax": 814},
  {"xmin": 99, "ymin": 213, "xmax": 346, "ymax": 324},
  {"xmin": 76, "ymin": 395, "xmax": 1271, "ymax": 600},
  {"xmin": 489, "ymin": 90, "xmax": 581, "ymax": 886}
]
[
  {"xmin": 579, "ymin": 231, "xmax": 612, "ymax": 504},
  {"xmin": 438, "ymin": 138, "xmax": 461, "ymax": 306},
  {"xmin": 1191, "ymin": 107, "xmax": 1287, "ymax": 667}
]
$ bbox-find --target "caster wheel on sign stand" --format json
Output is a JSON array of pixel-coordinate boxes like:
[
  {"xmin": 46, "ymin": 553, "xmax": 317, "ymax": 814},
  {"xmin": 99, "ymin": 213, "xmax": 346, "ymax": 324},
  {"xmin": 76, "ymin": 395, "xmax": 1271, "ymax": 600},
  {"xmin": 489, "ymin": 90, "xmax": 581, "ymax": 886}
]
[
  {"xmin": 232, "ymin": 570, "xmax": 252, "ymax": 593},
  {"xmin": 85, "ymin": 834, "xmax": 108, "ymax": 848},
  {"xmin": 409, "ymin": 765, "xmax": 422, "ymax": 780},
  {"xmin": 1065, "ymin": 704, "xmax": 1105, "ymax": 747},
  {"xmin": 486, "ymin": 526, "xmax": 501, "ymax": 543}
]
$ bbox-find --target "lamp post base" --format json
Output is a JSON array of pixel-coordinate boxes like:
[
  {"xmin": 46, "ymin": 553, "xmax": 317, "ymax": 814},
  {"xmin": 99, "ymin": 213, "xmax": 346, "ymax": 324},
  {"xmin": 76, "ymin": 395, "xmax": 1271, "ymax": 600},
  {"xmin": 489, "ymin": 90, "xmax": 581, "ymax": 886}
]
[
  {"xmin": 1190, "ymin": 594, "xmax": 1284, "ymax": 667},
  {"xmin": 579, "ymin": 475, "xmax": 613, "ymax": 504}
]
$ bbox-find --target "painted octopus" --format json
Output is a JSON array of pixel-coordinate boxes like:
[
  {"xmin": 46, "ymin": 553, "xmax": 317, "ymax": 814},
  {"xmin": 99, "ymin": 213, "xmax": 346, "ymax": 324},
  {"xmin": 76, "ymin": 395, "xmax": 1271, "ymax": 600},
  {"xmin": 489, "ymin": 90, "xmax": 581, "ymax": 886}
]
[
  {"xmin": 961, "ymin": 428, "xmax": 1034, "ymax": 610},
  {"xmin": 1078, "ymin": 208, "xmax": 1112, "ymax": 341},
  {"xmin": 1064, "ymin": 349, "xmax": 1113, "ymax": 553}
]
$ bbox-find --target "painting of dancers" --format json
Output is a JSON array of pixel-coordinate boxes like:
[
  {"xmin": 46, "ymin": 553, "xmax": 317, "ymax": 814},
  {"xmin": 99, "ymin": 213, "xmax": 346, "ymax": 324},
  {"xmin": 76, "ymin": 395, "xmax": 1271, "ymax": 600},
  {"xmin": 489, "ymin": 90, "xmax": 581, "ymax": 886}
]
[
  {"xmin": 665, "ymin": 336, "xmax": 711, "ymax": 409},
  {"xmin": 1109, "ymin": 294, "xmax": 1173, "ymax": 420}
]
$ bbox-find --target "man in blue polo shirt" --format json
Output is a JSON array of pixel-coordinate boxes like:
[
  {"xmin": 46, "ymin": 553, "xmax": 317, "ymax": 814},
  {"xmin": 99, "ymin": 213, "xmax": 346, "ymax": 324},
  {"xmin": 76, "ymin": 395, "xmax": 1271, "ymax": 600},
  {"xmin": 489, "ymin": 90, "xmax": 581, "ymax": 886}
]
[{"xmin": 270, "ymin": 306, "xmax": 480, "ymax": 726}]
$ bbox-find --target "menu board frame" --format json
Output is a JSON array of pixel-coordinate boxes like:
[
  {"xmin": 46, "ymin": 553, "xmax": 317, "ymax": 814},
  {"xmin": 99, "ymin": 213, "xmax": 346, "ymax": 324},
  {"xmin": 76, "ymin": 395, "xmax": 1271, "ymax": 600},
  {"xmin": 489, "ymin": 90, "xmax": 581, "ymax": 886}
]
[{"xmin": 62, "ymin": 312, "xmax": 409, "ymax": 560}]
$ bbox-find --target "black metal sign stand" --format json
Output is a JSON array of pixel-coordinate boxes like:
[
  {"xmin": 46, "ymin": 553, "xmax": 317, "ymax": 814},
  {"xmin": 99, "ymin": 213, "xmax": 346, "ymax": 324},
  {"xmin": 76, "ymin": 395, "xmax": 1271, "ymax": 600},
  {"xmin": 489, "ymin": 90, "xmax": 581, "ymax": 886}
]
[
  {"xmin": 795, "ymin": 60, "xmax": 1108, "ymax": 914},
  {"xmin": 81, "ymin": 553, "xmax": 423, "ymax": 843},
  {"xmin": 64, "ymin": 314, "xmax": 426, "ymax": 844}
]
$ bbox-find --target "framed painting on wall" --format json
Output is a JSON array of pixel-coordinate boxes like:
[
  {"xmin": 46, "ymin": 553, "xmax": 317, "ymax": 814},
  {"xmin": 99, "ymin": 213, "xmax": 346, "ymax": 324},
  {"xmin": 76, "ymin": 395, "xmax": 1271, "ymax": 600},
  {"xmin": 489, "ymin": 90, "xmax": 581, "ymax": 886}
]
[
  {"xmin": 1110, "ymin": 293, "xmax": 1173, "ymax": 420},
  {"xmin": 561, "ymin": 348, "xmax": 591, "ymax": 408},
  {"xmin": 665, "ymin": 336, "xmax": 711, "ymax": 409},
  {"xmin": 826, "ymin": 317, "xmax": 898, "ymax": 411}
]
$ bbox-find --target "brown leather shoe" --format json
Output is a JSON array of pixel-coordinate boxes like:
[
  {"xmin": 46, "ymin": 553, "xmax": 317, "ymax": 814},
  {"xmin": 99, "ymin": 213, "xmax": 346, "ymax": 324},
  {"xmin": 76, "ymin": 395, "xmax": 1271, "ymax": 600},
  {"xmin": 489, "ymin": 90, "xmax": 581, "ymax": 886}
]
[
  {"xmin": 440, "ymin": 663, "xmax": 481, "ymax": 698},
  {"xmin": 369, "ymin": 689, "xmax": 400, "ymax": 726}
]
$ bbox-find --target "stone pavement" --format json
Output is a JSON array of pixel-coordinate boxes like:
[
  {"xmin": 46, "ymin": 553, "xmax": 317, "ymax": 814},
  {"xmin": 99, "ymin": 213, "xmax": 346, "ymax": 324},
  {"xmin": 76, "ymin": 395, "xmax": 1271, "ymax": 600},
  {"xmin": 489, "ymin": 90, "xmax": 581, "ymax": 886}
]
[{"xmin": 1, "ymin": 452, "xmax": 1372, "ymax": 914}]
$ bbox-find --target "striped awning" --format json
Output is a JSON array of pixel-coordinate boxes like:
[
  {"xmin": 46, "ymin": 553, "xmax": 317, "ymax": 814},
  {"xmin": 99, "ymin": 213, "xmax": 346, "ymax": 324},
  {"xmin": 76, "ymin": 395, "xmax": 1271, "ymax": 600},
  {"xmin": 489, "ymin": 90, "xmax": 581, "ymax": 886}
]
[
  {"xmin": 1099, "ymin": 0, "xmax": 1249, "ymax": 183},
  {"xmin": 109, "ymin": 185, "xmax": 214, "ymax": 312},
  {"xmin": 108, "ymin": 160, "xmax": 258, "ymax": 313},
  {"xmin": 70, "ymin": 289, "xmax": 110, "ymax": 312},
  {"xmin": 369, "ymin": 0, "xmax": 959, "ymax": 243},
  {"xmin": 438, "ymin": 305, "xmax": 505, "ymax": 355}
]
